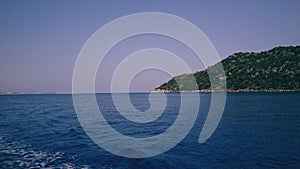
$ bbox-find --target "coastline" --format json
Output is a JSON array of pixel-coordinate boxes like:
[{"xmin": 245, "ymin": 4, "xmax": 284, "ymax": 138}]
[
  {"xmin": 149, "ymin": 89, "xmax": 300, "ymax": 93},
  {"xmin": 1, "ymin": 89, "xmax": 299, "ymax": 95}
]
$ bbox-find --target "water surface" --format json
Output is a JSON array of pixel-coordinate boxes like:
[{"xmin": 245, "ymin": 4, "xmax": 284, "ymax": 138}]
[{"xmin": 0, "ymin": 93, "xmax": 299, "ymax": 168}]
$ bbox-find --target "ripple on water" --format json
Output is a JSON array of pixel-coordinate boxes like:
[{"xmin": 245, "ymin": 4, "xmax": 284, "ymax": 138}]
[{"xmin": 0, "ymin": 135, "xmax": 90, "ymax": 169}]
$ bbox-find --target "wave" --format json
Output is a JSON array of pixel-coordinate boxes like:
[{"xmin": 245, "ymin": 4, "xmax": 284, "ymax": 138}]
[{"xmin": 0, "ymin": 135, "xmax": 90, "ymax": 169}]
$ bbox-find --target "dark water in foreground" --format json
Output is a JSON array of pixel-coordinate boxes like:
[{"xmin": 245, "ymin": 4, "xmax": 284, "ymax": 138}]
[{"xmin": 0, "ymin": 93, "xmax": 299, "ymax": 168}]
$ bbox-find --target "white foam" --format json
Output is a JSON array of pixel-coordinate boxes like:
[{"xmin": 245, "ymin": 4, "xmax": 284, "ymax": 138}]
[{"xmin": 0, "ymin": 135, "xmax": 90, "ymax": 169}]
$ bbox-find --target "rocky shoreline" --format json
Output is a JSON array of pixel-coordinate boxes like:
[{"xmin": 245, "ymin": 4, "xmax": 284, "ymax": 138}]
[{"xmin": 149, "ymin": 89, "xmax": 299, "ymax": 93}]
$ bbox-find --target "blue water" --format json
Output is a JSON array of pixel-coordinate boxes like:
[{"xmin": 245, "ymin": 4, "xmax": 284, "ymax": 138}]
[{"xmin": 0, "ymin": 93, "xmax": 299, "ymax": 168}]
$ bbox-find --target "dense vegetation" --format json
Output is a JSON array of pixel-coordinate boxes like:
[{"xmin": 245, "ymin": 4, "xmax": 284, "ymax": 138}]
[{"xmin": 155, "ymin": 46, "xmax": 300, "ymax": 92}]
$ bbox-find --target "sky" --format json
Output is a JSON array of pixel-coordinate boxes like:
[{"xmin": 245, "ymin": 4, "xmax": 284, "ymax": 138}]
[{"xmin": 0, "ymin": 0, "xmax": 299, "ymax": 93}]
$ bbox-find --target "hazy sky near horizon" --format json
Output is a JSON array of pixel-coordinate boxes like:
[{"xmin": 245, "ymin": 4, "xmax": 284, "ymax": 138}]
[{"xmin": 0, "ymin": 0, "xmax": 299, "ymax": 92}]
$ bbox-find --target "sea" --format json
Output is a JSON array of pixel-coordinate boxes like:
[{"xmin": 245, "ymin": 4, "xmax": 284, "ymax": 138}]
[{"xmin": 0, "ymin": 93, "xmax": 299, "ymax": 169}]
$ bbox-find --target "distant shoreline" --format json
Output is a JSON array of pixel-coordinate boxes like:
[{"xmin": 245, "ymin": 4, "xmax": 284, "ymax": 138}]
[{"xmin": 0, "ymin": 92, "xmax": 70, "ymax": 95}]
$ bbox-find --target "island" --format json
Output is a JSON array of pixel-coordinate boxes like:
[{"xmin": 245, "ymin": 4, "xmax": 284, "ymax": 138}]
[{"xmin": 151, "ymin": 46, "xmax": 300, "ymax": 93}]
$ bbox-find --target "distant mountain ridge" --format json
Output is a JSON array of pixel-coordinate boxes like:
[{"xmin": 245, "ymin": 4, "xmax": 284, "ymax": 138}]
[{"xmin": 152, "ymin": 46, "xmax": 300, "ymax": 92}]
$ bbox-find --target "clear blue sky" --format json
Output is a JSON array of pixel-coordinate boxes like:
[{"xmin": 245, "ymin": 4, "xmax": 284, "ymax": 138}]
[{"xmin": 0, "ymin": 0, "xmax": 299, "ymax": 93}]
